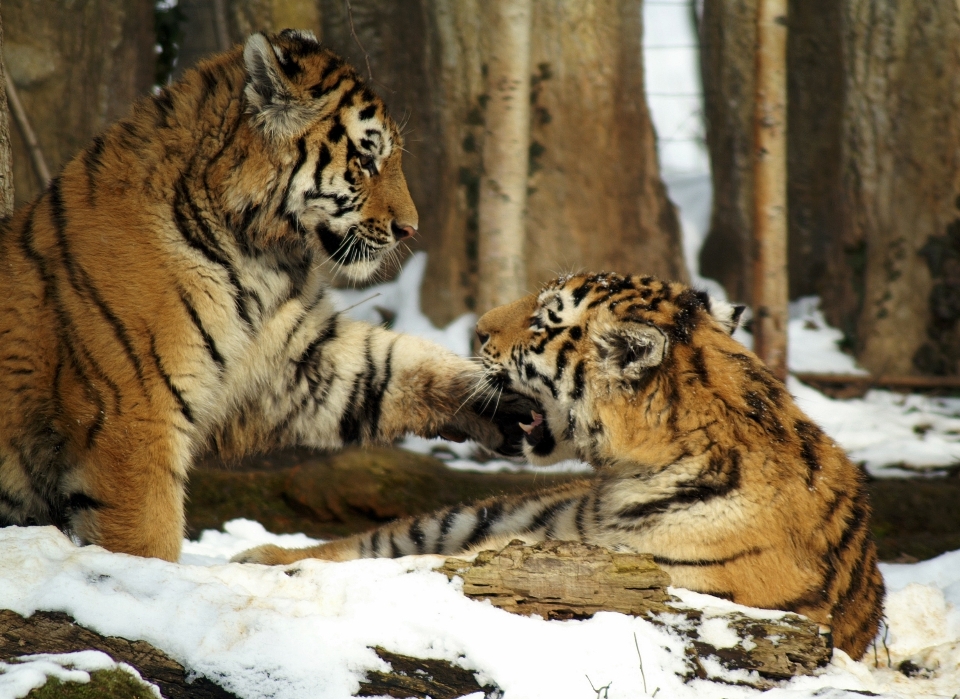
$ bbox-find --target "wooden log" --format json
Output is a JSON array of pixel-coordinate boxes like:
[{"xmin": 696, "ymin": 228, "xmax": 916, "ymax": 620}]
[
  {"xmin": 440, "ymin": 539, "xmax": 672, "ymax": 620},
  {"xmin": 0, "ymin": 610, "xmax": 237, "ymax": 699},
  {"xmin": 441, "ymin": 541, "xmax": 832, "ymax": 686},
  {"xmin": 794, "ymin": 372, "xmax": 960, "ymax": 398},
  {"xmin": 357, "ymin": 647, "xmax": 497, "ymax": 699}
]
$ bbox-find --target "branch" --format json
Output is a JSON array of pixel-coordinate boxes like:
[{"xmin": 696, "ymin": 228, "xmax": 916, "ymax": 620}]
[
  {"xmin": 3, "ymin": 69, "xmax": 50, "ymax": 187},
  {"xmin": 344, "ymin": 0, "xmax": 374, "ymax": 82}
]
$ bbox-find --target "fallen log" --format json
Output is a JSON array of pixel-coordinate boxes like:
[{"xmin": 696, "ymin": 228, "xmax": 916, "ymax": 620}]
[
  {"xmin": 794, "ymin": 372, "xmax": 960, "ymax": 398},
  {"xmin": 0, "ymin": 609, "xmax": 236, "ymax": 699},
  {"xmin": 440, "ymin": 540, "xmax": 832, "ymax": 686},
  {"xmin": 357, "ymin": 647, "xmax": 498, "ymax": 699}
]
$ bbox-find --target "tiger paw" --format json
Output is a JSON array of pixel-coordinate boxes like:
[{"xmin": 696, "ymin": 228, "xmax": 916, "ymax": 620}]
[{"xmin": 231, "ymin": 544, "xmax": 297, "ymax": 566}]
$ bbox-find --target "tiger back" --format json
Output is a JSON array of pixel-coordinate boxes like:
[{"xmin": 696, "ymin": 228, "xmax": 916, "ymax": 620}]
[
  {"xmin": 237, "ymin": 272, "xmax": 884, "ymax": 661},
  {"xmin": 0, "ymin": 30, "xmax": 525, "ymax": 562}
]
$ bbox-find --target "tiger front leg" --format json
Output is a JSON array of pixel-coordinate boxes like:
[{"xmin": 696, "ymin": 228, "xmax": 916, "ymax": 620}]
[
  {"xmin": 282, "ymin": 318, "xmax": 535, "ymax": 454},
  {"xmin": 67, "ymin": 431, "xmax": 188, "ymax": 562}
]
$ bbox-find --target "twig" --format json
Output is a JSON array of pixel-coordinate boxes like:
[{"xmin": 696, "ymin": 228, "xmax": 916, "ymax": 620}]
[
  {"xmin": 585, "ymin": 676, "xmax": 611, "ymax": 699},
  {"xmin": 4, "ymin": 69, "xmax": 50, "ymax": 187},
  {"xmin": 344, "ymin": 0, "xmax": 374, "ymax": 81},
  {"xmin": 212, "ymin": 0, "xmax": 231, "ymax": 52},
  {"xmin": 634, "ymin": 633, "xmax": 648, "ymax": 694},
  {"xmin": 339, "ymin": 291, "xmax": 381, "ymax": 314}
]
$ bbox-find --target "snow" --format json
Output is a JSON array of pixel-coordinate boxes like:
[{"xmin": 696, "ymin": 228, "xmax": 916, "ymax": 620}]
[{"xmin": 2, "ymin": 522, "xmax": 960, "ymax": 699}]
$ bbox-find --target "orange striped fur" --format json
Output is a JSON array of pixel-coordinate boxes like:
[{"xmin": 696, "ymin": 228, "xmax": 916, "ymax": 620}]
[
  {"xmin": 237, "ymin": 273, "xmax": 885, "ymax": 660},
  {"xmin": 0, "ymin": 30, "xmax": 527, "ymax": 562}
]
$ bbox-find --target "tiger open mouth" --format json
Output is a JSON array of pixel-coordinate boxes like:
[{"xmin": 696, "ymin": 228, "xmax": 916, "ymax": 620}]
[{"xmin": 518, "ymin": 410, "xmax": 545, "ymax": 447}]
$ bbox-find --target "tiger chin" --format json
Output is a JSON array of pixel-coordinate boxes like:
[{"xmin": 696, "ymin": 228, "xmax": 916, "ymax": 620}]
[
  {"xmin": 0, "ymin": 30, "xmax": 531, "ymax": 562},
  {"xmin": 235, "ymin": 272, "xmax": 885, "ymax": 661}
]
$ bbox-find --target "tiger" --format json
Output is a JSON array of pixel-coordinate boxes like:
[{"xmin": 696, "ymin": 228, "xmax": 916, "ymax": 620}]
[
  {"xmin": 0, "ymin": 29, "xmax": 530, "ymax": 563},
  {"xmin": 234, "ymin": 271, "xmax": 886, "ymax": 660}
]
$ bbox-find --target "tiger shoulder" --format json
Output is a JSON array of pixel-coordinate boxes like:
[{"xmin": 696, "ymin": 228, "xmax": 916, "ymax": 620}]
[{"xmin": 237, "ymin": 272, "xmax": 885, "ymax": 661}]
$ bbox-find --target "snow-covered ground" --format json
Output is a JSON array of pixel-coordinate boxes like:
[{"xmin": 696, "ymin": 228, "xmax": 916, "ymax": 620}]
[{"xmin": 1, "ymin": 522, "xmax": 960, "ymax": 699}]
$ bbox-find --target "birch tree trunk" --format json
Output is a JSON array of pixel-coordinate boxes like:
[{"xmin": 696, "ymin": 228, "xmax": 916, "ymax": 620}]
[
  {"xmin": 751, "ymin": 0, "xmax": 788, "ymax": 378},
  {"xmin": 476, "ymin": 0, "xmax": 532, "ymax": 312}
]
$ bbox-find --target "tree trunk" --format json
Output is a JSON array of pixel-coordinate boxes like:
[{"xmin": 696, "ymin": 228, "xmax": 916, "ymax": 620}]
[
  {"xmin": 830, "ymin": 0, "xmax": 960, "ymax": 376},
  {"xmin": 699, "ymin": 0, "xmax": 757, "ymax": 304},
  {"xmin": 1, "ymin": 0, "xmax": 155, "ymax": 206},
  {"xmin": 476, "ymin": 0, "xmax": 532, "ymax": 313},
  {"xmin": 750, "ymin": 0, "xmax": 789, "ymax": 378},
  {"xmin": 214, "ymin": 0, "xmax": 687, "ymax": 323},
  {"xmin": 524, "ymin": 0, "xmax": 688, "ymax": 296},
  {"xmin": 702, "ymin": 0, "xmax": 960, "ymax": 376},
  {"xmin": 0, "ymin": 11, "xmax": 14, "ymax": 216}
]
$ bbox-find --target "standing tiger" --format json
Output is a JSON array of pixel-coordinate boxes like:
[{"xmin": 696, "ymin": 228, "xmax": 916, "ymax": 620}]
[
  {"xmin": 0, "ymin": 30, "xmax": 528, "ymax": 562},
  {"xmin": 236, "ymin": 272, "xmax": 885, "ymax": 660}
]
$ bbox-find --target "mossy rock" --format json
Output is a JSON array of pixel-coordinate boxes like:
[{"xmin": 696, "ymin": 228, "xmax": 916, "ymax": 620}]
[{"xmin": 26, "ymin": 668, "xmax": 156, "ymax": 699}]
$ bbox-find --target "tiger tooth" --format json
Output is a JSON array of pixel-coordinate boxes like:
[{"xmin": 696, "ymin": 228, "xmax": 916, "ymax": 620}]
[{"xmin": 519, "ymin": 421, "xmax": 535, "ymax": 434}]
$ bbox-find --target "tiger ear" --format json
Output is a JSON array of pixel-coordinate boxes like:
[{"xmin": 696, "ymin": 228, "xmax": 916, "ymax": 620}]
[
  {"xmin": 593, "ymin": 322, "xmax": 668, "ymax": 382},
  {"xmin": 708, "ymin": 297, "xmax": 746, "ymax": 335},
  {"xmin": 243, "ymin": 33, "xmax": 314, "ymax": 140}
]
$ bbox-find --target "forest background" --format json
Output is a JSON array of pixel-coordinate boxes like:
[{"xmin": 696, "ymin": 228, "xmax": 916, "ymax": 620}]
[{"xmin": 2, "ymin": 0, "xmax": 959, "ymax": 380}]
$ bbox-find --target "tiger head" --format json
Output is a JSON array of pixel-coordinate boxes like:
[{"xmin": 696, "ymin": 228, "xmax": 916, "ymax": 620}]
[
  {"xmin": 476, "ymin": 273, "xmax": 749, "ymax": 468},
  {"xmin": 233, "ymin": 29, "xmax": 417, "ymax": 281}
]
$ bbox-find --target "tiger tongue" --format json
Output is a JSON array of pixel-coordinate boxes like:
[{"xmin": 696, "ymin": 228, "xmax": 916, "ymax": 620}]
[{"xmin": 518, "ymin": 411, "xmax": 545, "ymax": 446}]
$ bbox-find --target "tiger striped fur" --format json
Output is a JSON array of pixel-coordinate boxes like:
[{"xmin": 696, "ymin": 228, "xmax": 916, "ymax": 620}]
[
  {"xmin": 0, "ymin": 30, "xmax": 528, "ymax": 562},
  {"xmin": 236, "ymin": 272, "xmax": 885, "ymax": 660}
]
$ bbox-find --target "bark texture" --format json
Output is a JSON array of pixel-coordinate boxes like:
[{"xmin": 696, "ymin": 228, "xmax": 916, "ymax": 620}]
[
  {"xmin": 188, "ymin": 446, "xmax": 581, "ymax": 540},
  {"xmin": 1, "ymin": 0, "xmax": 155, "ymax": 206},
  {"xmin": 219, "ymin": 0, "xmax": 686, "ymax": 323},
  {"xmin": 833, "ymin": 0, "xmax": 960, "ymax": 376}
]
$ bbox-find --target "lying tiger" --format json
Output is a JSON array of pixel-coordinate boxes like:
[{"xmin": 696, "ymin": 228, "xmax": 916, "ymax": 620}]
[{"xmin": 235, "ymin": 272, "xmax": 885, "ymax": 660}]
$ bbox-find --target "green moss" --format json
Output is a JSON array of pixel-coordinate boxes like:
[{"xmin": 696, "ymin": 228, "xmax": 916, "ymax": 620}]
[{"xmin": 26, "ymin": 668, "xmax": 156, "ymax": 699}]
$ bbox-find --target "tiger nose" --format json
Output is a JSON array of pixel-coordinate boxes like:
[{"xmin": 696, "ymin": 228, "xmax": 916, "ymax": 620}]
[
  {"xmin": 391, "ymin": 222, "xmax": 417, "ymax": 240},
  {"xmin": 476, "ymin": 329, "xmax": 490, "ymax": 347}
]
